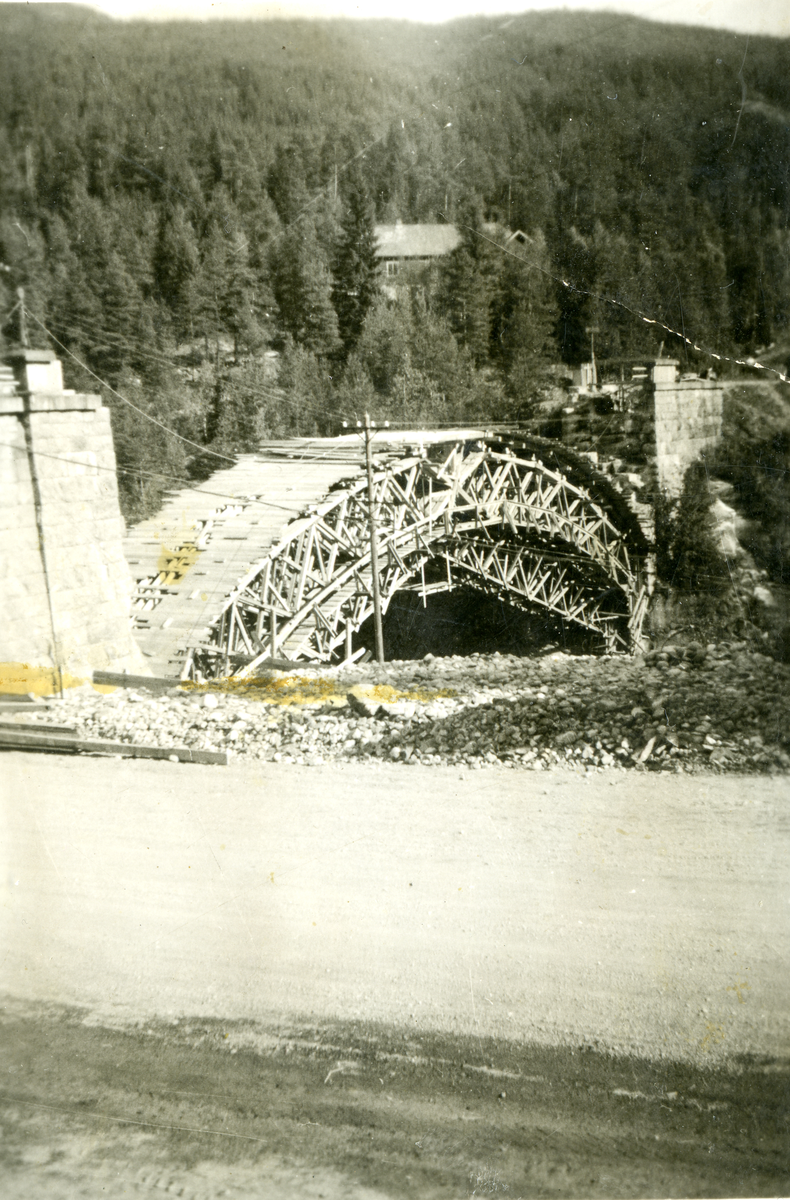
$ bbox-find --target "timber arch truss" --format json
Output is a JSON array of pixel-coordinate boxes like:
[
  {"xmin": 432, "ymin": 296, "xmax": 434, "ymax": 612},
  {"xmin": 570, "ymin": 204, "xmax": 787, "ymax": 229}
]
[{"xmin": 183, "ymin": 438, "xmax": 650, "ymax": 680}]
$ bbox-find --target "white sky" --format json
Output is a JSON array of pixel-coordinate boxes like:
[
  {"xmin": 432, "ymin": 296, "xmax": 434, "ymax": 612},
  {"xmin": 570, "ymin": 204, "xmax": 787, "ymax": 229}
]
[{"xmin": 20, "ymin": 0, "xmax": 790, "ymax": 38}]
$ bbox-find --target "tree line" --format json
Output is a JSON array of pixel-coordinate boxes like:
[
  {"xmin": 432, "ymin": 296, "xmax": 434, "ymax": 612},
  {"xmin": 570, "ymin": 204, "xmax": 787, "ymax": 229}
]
[{"xmin": 0, "ymin": 4, "xmax": 787, "ymax": 526}]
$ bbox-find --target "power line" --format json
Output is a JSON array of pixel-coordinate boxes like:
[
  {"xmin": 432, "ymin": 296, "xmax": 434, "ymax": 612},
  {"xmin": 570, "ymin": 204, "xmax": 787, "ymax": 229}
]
[
  {"xmin": 13, "ymin": 313, "xmax": 379, "ymax": 556},
  {"xmin": 0, "ymin": 438, "xmax": 319, "ymax": 516},
  {"xmin": 45, "ymin": 318, "xmax": 184, "ymax": 371},
  {"xmin": 25, "ymin": 329, "xmax": 330, "ymax": 474},
  {"xmin": 9, "ymin": 16, "xmax": 783, "ymax": 435},
  {"xmin": 448, "ymin": 218, "xmax": 790, "ymax": 386},
  {"xmin": 24, "ymin": 309, "xmax": 237, "ymax": 463},
  {"xmin": 38, "ymin": 311, "xmax": 352, "ymax": 427}
]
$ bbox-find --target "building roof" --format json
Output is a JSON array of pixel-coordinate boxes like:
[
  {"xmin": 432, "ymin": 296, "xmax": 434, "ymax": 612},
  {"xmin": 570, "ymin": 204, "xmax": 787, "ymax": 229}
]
[{"xmin": 374, "ymin": 223, "xmax": 461, "ymax": 260}]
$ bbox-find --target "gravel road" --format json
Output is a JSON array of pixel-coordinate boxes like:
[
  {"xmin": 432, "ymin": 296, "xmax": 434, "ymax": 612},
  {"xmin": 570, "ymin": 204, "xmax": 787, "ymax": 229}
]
[
  {"xmin": 2, "ymin": 752, "xmax": 789, "ymax": 1198},
  {"xmin": 3, "ymin": 752, "xmax": 788, "ymax": 1064}
]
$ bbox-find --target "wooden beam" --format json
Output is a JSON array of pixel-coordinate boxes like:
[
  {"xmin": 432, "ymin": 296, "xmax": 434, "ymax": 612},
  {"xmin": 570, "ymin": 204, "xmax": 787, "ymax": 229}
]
[{"xmin": 0, "ymin": 727, "xmax": 226, "ymax": 764}]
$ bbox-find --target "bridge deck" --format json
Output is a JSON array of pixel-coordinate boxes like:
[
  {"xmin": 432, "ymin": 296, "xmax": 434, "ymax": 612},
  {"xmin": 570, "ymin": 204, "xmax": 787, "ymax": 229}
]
[
  {"xmin": 124, "ymin": 432, "xmax": 490, "ymax": 677},
  {"xmin": 124, "ymin": 447, "xmax": 366, "ymax": 676}
]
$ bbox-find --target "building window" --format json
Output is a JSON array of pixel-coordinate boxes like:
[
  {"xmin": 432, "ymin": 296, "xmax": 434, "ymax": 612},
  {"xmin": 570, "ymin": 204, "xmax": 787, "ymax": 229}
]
[{"xmin": 385, "ymin": 260, "xmax": 400, "ymax": 276}]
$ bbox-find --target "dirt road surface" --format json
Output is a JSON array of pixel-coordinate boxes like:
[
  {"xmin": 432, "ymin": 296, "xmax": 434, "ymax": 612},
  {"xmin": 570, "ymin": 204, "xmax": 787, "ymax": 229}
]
[{"xmin": 1, "ymin": 752, "xmax": 789, "ymax": 1197}]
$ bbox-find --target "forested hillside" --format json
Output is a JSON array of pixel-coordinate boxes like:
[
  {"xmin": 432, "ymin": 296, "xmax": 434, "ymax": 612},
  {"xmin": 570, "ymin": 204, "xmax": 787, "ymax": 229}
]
[{"xmin": 0, "ymin": 3, "xmax": 788, "ymax": 523}]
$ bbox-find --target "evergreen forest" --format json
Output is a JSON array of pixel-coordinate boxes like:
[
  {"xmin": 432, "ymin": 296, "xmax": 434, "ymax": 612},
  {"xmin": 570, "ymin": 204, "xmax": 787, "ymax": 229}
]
[{"xmin": 0, "ymin": 3, "xmax": 788, "ymax": 527}]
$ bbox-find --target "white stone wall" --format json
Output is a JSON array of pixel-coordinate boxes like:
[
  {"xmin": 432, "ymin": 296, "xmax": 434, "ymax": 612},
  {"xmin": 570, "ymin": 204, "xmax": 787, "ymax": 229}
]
[
  {"xmin": 0, "ymin": 393, "xmax": 146, "ymax": 682},
  {"xmin": 653, "ymin": 380, "xmax": 723, "ymax": 496},
  {"xmin": 0, "ymin": 412, "xmax": 48, "ymax": 664}
]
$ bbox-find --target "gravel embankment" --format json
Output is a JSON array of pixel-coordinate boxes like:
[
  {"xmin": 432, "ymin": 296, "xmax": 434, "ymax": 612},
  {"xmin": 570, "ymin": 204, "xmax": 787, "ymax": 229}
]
[{"xmin": 56, "ymin": 642, "xmax": 790, "ymax": 773}]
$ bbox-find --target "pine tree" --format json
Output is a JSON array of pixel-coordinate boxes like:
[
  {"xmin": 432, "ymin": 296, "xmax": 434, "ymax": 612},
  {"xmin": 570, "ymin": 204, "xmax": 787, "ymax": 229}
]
[
  {"xmin": 266, "ymin": 143, "xmax": 310, "ymax": 225},
  {"xmin": 391, "ymin": 357, "xmax": 447, "ymax": 426},
  {"xmin": 275, "ymin": 339, "xmax": 333, "ymax": 436},
  {"xmin": 495, "ymin": 232, "xmax": 560, "ymax": 412},
  {"xmin": 354, "ymin": 293, "xmax": 414, "ymax": 395},
  {"xmin": 206, "ymin": 359, "xmax": 274, "ymax": 453},
  {"xmin": 153, "ymin": 205, "xmax": 200, "ymax": 346},
  {"xmin": 656, "ymin": 461, "xmax": 730, "ymax": 595},
  {"xmin": 187, "ymin": 191, "xmax": 269, "ymax": 363},
  {"xmin": 44, "ymin": 211, "xmax": 105, "ymax": 357},
  {"xmin": 269, "ymin": 222, "xmax": 341, "ymax": 359},
  {"xmin": 438, "ymin": 200, "xmax": 500, "ymax": 365},
  {"xmin": 218, "ymin": 230, "xmax": 269, "ymax": 360},
  {"xmin": 333, "ymin": 354, "xmax": 379, "ymax": 424},
  {"xmin": 300, "ymin": 258, "xmax": 342, "ymax": 359},
  {"xmin": 331, "ymin": 173, "xmax": 379, "ymax": 360},
  {"xmin": 108, "ymin": 367, "xmax": 191, "ymax": 525}
]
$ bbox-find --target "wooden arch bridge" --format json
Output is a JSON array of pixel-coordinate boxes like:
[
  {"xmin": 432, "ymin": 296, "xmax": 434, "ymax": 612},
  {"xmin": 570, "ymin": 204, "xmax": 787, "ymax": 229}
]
[{"xmin": 124, "ymin": 431, "xmax": 651, "ymax": 680}]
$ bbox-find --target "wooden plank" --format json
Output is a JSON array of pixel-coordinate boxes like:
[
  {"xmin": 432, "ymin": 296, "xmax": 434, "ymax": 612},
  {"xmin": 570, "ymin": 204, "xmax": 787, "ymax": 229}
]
[
  {"xmin": 231, "ymin": 604, "xmax": 257, "ymax": 656},
  {"xmin": 0, "ymin": 729, "xmax": 78, "ymax": 753},
  {"xmin": 92, "ymin": 671, "xmax": 180, "ymax": 691},
  {"xmin": 75, "ymin": 740, "xmax": 227, "ymax": 765},
  {"xmin": 0, "ymin": 719, "xmax": 77, "ymax": 735},
  {"xmin": 0, "ymin": 726, "xmax": 227, "ymax": 765},
  {"xmin": 292, "ymin": 525, "xmax": 314, "ymax": 611}
]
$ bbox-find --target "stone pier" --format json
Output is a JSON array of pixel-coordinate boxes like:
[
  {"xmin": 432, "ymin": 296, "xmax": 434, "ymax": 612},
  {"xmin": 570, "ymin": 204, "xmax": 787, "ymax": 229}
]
[
  {"xmin": 560, "ymin": 358, "xmax": 723, "ymax": 498},
  {"xmin": 0, "ymin": 350, "xmax": 145, "ymax": 692},
  {"xmin": 651, "ymin": 360, "xmax": 723, "ymax": 495}
]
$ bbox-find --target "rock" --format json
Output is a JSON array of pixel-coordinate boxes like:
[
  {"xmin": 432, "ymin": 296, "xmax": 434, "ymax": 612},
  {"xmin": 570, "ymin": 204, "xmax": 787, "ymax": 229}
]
[
  {"xmin": 637, "ymin": 737, "xmax": 656, "ymax": 763},
  {"xmin": 51, "ymin": 643, "xmax": 789, "ymax": 776},
  {"xmin": 753, "ymin": 585, "xmax": 775, "ymax": 606},
  {"xmin": 346, "ymin": 692, "xmax": 384, "ymax": 719}
]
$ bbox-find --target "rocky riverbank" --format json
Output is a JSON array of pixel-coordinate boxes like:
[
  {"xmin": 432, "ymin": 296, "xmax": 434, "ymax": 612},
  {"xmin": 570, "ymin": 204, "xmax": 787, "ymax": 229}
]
[{"xmin": 55, "ymin": 642, "xmax": 790, "ymax": 773}]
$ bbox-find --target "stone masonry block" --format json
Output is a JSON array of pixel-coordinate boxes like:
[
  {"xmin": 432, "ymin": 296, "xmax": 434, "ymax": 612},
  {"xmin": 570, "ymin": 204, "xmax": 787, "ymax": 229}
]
[
  {"xmin": 0, "ymin": 461, "xmax": 32, "ymax": 488},
  {"xmin": 0, "ymin": 509, "xmax": 38, "ymax": 534},
  {"xmin": 1, "ymin": 365, "xmax": 138, "ymax": 675}
]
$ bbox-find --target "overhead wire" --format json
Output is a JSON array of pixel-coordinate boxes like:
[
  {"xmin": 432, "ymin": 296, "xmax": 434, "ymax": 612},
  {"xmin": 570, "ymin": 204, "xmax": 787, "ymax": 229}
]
[
  {"xmin": 16, "ymin": 20, "xmax": 774, "ymax": 420},
  {"xmin": 27, "ymin": 311, "xmax": 360, "ymax": 464},
  {"xmin": 0, "ymin": 427, "xmax": 404, "ymax": 684},
  {"xmin": 7, "ymin": 434, "xmax": 775, "ymax": 564},
  {"xmin": 14, "ymin": 306, "xmax": 377, "ymax": 599},
  {"xmin": 10, "ymin": 11, "xmax": 781, "ymax": 495},
  {"xmin": 0, "ymin": 437, "xmax": 323, "ymax": 515},
  {"xmin": 443, "ymin": 218, "xmax": 790, "ymax": 386},
  {"xmin": 13, "ymin": 4, "xmax": 765, "ymax": 373},
  {"xmin": 418, "ymin": 14, "xmax": 784, "ymax": 383},
  {"xmin": 36, "ymin": 311, "xmax": 354, "ymax": 427},
  {"xmin": 24, "ymin": 309, "xmax": 236, "ymax": 464},
  {"xmin": 3, "ymin": 9, "xmax": 773, "ymax": 674}
]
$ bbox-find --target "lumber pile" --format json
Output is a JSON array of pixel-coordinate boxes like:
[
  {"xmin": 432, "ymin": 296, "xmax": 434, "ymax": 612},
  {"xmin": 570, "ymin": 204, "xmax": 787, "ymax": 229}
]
[{"xmin": 0, "ymin": 708, "xmax": 226, "ymax": 765}]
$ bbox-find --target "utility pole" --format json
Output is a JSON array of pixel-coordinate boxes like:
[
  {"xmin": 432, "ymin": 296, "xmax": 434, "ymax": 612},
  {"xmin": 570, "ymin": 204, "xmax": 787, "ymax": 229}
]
[
  {"xmin": 363, "ymin": 412, "xmax": 385, "ymax": 665},
  {"xmin": 342, "ymin": 413, "xmax": 389, "ymax": 664},
  {"xmin": 585, "ymin": 324, "xmax": 600, "ymax": 388},
  {"xmin": 17, "ymin": 287, "xmax": 28, "ymax": 348},
  {"xmin": 15, "ymin": 286, "xmax": 63, "ymax": 696}
]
